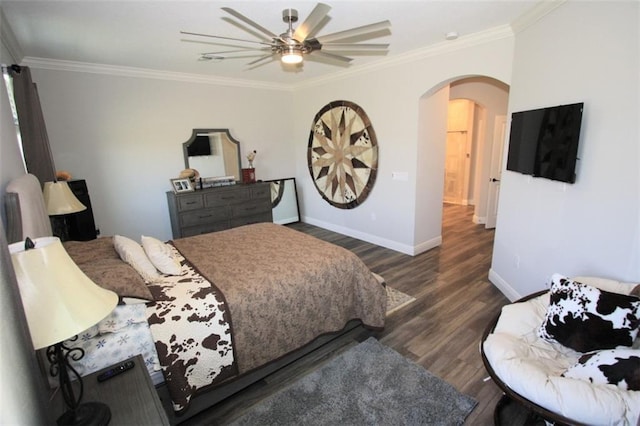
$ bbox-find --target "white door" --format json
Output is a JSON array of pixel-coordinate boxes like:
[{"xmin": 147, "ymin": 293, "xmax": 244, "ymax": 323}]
[
  {"xmin": 486, "ymin": 115, "xmax": 507, "ymax": 229},
  {"xmin": 443, "ymin": 130, "xmax": 469, "ymax": 204}
]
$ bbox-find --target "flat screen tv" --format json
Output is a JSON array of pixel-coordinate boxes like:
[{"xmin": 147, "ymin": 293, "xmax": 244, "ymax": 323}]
[{"xmin": 506, "ymin": 102, "xmax": 584, "ymax": 183}]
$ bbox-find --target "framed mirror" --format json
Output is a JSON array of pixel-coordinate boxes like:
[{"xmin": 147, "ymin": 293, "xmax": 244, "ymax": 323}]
[
  {"xmin": 267, "ymin": 178, "xmax": 300, "ymax": 225},
  {"xmin": 183, "ymin": 129, "xmax": 241, "ymax": 182}
]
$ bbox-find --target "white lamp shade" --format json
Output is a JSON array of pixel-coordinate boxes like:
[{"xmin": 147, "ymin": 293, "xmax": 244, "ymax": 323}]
[
  {"xmin": 9, "ymin": 237, "xmax": 118, "ymax": 349},
  {"xmin": 43, "ymin": 181, "xmax": 86, "ymax": 215}
]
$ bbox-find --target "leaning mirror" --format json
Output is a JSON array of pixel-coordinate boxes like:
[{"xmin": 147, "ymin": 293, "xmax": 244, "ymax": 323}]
[
  {"xmin": 183, "ymin": 129, "xmax": 241, "ymax": 182},
  {"xmin": 267, "ymin": 178, "xmax": 300, "ymax": 225}
]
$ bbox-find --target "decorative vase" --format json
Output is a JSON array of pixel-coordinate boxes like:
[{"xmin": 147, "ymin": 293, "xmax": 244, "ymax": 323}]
[{"xmin": 242, "ymin": 168, "xmax": 256, "ymax": 184}]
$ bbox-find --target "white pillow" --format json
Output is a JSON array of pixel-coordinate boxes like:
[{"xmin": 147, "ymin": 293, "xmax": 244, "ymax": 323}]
[
  {"xmin": 563, "ymin": 348, "xmax": 640, "ymax": 390},
  {"xmin": 113, "ymin": 235, "xmax": 160, "ymax": 283},
  {"xmin": 141, "ymin": 235, "xmax": 182, "ymax": 276}
]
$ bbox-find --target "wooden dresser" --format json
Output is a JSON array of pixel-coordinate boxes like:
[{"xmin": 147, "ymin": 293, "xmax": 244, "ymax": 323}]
[{"xmin": 167, "ymin": 183, "xmax": 272, "ymax": 238}]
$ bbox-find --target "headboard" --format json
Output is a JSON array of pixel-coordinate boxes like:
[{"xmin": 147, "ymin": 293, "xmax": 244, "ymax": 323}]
[{"xmin": 5, "ymin": 174, "xmax": 52, "ymax": 244}]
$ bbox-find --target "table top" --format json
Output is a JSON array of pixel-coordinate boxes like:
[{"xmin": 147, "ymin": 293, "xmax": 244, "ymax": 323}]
[{"xmin": 50, "ymin": 355, "xmax": 169, "ymax": 426}]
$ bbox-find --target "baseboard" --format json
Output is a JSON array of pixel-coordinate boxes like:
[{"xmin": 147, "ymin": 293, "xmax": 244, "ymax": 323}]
[
  {"xmin": 414, "ymin": 236, "xmax": 442, "ymax": 255},
  {"xmin": 301, "ymin": 216, "xmax": 433, "ymax": 256},
  {"xmin": 488, "ymin": 269, "xmax": 522, "ymax": 302},
  {"xmin": 473, "ymin": 214, "xmax": 486, "ymax": 224},
  {"xmin": 274, "ymin": 216, "xmax": 299, "ymax": 225}
]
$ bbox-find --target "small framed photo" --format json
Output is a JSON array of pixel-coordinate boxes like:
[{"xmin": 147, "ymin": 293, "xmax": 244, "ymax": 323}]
[{"xmin": 170, "ymin": 178, "xmax": 194, "ymax": 193}]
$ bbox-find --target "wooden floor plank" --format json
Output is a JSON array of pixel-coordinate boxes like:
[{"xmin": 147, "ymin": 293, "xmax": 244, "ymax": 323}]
[{"xmin": 180, "ymin": 203, "xmax": 509, "ymax": 425}]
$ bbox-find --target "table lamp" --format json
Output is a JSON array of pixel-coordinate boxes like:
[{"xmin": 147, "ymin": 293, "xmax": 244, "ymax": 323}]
[
  {"xmin": 43, "ymin": 181, "xmax": 86, "ymax": 241},
  {"xmin": 9, "ymin": 236, "xmax": 118, "ymax": 425}
]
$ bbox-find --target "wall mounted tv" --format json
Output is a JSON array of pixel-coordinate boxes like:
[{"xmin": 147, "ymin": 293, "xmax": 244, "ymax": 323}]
[{"xmin": 506, "ymin": 102, "xmax": 584, "ymax": 184}]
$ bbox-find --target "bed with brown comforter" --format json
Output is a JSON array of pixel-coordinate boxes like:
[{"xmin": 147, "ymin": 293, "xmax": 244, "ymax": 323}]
[{"xmin": 68, "ymin": 222, "xmax": 387, "ymax": 420}]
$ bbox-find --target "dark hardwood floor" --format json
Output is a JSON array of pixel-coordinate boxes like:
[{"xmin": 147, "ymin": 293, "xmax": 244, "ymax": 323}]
[{"xmin": 182, "ymin": 203, "xmax": 510, "ymax": 425}]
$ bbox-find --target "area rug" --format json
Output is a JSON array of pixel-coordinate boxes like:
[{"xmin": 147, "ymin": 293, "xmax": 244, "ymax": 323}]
[
  {"xmin": 374, "ymin": 272, "xmax": 416, "ymax": 316},
  {"xmin": 386, "ymin": 286, "xmax": 416, "ymax": 315},
  {"xmin": 228, "ymin": 337, "xmax": 477, "ymax": 426}
]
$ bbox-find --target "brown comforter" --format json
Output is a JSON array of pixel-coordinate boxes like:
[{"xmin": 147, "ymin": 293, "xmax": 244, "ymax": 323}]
[{"xmin": 171, "ymin": 222, "xmax": 386, "ymax": 374}]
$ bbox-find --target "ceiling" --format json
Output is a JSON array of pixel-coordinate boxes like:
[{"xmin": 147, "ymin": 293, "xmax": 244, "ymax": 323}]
[{"xmin": 1, "ymin": 1, "xmax": 540, "ymax": 86}]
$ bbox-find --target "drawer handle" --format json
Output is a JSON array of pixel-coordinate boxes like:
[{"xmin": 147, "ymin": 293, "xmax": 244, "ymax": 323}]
[
  {"xmin": 244, "ymin": 207, "xmax": 257, "ymax": 211},
  {"xmin": 198, "ymin": 215, "xmax": 213, "ymax": 219},
  {"xmin": 221, "ymin": 196, "xmax": 236, "ymax": 200},
  {"xmin": 185, "ymin": 201, "xmax": 197, "ymax": 205}
]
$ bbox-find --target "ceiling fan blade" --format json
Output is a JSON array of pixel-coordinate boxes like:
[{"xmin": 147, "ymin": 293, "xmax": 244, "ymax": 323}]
[
  {"xmin": 315, "ymin": 20, "xmax": 391, "ymax": 44},
  {"xmin": 182, "ymin": 39, "xmax": 266, "ymax": 51},
  {"xmin": 247, "ymin": 56, "xmax": 278, "ymax": 71},
  {"xmin": 201, "ymin": 49, "xmax": 270, "ymax": 55},
  {"xmin": 319, "ymin": 43, "xmax": 389, "ymax": 51},
  {"xmin": 310, "ymin": 51, "xmax": 353, "ymax": 63},
  {"xmin": 221, "ymin": 7, "xmax": 278, "ymax": 40},
  {"xmin": 247, "ymin": 54, "xmax": 276, "ymax": 66},
  {"xmin": 293, "ymin": 3, "xmax": 331, "ymax": 42},
  {"xmin": 180, "ymin": 31, "xmax": 271, "ymax": 46}
]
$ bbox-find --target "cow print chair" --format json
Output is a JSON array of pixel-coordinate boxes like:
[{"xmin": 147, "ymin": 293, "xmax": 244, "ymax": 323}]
[{"xmin": 482, "ymin": 275, "xmax": 640, "ymax": 426}]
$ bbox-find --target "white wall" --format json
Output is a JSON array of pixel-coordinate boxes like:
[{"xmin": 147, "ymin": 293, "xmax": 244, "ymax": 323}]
[
  {"xmin": 29, "ymin": 69, "xmax": 294, "ymax": 240},
  {"xmin": 293, "ymin": 36, "xmax": 515, "ymax": 254},
  {"xmin": 490, "ymin": 1, "xmax": 640, "ymax": 300}
]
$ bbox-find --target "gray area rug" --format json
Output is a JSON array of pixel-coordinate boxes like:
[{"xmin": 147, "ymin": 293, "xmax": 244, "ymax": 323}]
[{"xmin": 229, "ymin": 337, "xmax": 477, "ymax": 426}]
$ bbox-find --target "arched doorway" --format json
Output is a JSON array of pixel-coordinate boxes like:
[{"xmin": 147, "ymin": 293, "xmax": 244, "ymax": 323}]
[
  {"xmin": 446, "ymin": 77, "xmax": 509, "ymax": 228},
  {"xmin": 414, "ymin": 75, "xmax": 509, "ymax": 255}
]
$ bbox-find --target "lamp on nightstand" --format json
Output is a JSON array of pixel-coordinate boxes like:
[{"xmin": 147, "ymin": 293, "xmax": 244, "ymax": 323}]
[
  {"xmin": 43, "ymin": 181, "xmax": 86, "ymax": 242},
  {"xmin": 9, "ymin": 236, "xmax": 118, "ymax": 426}
]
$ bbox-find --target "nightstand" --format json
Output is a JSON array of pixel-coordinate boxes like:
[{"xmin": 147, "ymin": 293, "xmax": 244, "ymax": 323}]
[{"xmin": 50, "ymin": 355, "xmax": 169, "ymax": 425}]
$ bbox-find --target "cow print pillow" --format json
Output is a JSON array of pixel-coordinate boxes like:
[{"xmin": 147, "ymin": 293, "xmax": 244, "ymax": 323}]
[
  {"xmin": 562, "ymin": 348, "xmax": 640, "ymax": 390},
  {"xmin": 538, "ymin": 274, "xmax": 640, "ymax": 352}
]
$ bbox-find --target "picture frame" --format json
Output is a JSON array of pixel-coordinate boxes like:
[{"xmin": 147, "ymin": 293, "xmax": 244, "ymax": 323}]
[{"xmin": 170, "ymin": 178, "xmax": 194, "ymax": 193}]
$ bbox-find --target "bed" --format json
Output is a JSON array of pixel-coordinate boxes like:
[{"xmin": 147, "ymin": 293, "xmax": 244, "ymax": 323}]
[{"xmin": 5, "ymin": 174, "xmax": 387, "ymax": 423}]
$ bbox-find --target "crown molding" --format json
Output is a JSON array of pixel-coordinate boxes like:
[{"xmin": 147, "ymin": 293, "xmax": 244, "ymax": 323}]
[
  {"xmin": 20, "ymin": 57, "xmax": 293, "ymax": 91},
  {"xmin": 293, "ymin": 24, "xmax": 515, "ymax": 90},
  {"xmin": 510, "ymin": 0, "xmax": 567, "ymax": 34},
  {"xmin": 0, "ymin": 7, "xmax": 24, "ymax": 63}
]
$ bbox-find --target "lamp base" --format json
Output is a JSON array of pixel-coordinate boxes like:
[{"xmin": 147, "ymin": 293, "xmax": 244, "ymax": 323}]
[{"xmin": 57, "ymin": 402, "xmax": 111, "ymax": 426}]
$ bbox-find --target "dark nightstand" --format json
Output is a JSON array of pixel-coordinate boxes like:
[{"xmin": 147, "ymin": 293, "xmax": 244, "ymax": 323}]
[{"xmin": 50, "ymin": 355, "xmax": 169, "ymax": 425}]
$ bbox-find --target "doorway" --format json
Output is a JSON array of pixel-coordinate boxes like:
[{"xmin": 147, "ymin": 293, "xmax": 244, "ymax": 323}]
[
  {"xmin": 443, "ymin": 77, "xmax": 510, "ymax": 230},
  {"xmin": 444, "ymin": 99, "xmax": 475, "ymax": 206}
]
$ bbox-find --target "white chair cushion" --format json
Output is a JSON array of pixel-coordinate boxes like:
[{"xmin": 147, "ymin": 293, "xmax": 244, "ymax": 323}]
[{"xmin": 483, "ymin": 277, "xmax": 640, "ymax": 426}]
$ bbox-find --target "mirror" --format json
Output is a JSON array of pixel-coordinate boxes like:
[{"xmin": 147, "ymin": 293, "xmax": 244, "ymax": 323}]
[
  {"xmin": 183, "ymin": 129, "xmax": 241, "ymax": 181},
  {"xmin": 267, "ymin": 178, "xmax": 300, "ymax": 225}
]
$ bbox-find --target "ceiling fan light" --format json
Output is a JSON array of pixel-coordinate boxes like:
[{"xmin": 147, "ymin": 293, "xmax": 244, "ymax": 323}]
[{"xmin": 281, "ymin": 47, "xmax": 303, "ymax": 64}]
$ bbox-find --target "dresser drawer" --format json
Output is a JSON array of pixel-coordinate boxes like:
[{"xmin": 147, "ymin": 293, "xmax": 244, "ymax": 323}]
[
  {"xmin": 231, "ymin": 199, "xmax": 271, "ymax": 217},
  {"xmin": 204, "ymin": 187, "xmax": 250, "ymax": 206},
  {"xmin": 180, "ymin": 208, "xmax": 230, "ymax": 227},
  {"xmin": 230, "ymin": 212, "xmax": 273, "ymax": 228},
  {"xmin": 250, "ymin": 184, "xmax": 270, "ymax": 200},
  {"xmin": 177, "ymin": 193, "xmax": 204, "ymax": 212},
  {"xmin": 181, "ymin": 221, "xmax": 230, "ymax": 238}
]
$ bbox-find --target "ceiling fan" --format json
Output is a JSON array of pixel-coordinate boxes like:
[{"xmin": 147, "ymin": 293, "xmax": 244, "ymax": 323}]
[{"xmin": 180, "ymin": 3, "xmax": 391, "ymax": 68}]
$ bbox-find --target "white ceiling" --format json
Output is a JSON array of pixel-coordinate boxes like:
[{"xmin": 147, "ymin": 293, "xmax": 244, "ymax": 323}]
[{"xmin": 1, "ymin": 1, "xmax": 540, "ymax": 85}]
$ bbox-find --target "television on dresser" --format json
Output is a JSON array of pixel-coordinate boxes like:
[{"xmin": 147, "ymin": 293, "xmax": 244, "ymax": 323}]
[{"xmin": 506, "ymin": 102, "xmax": 584, "ymax": 184}]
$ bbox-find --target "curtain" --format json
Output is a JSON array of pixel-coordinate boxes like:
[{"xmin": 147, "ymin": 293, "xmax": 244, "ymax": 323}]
[{"xmin": 8, "ymin": 65, "xmax": 56, "ymax": 185}]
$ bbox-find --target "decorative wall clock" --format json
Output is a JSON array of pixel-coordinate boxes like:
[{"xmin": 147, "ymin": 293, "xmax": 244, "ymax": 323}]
[{"xmin": 307, "ymin": 100, "xmax": 378, "ymax": 209}]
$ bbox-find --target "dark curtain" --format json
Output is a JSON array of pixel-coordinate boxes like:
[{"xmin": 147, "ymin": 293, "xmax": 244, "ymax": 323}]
[{"xmin": 8, "ymin": 65, "xmax": 56, "ymax": 185}]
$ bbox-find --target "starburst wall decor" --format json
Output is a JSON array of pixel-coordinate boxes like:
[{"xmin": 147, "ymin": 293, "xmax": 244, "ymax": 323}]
[{"xmin": 307, "ymin": 100, "xmax": 378, "ymax": 209}]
